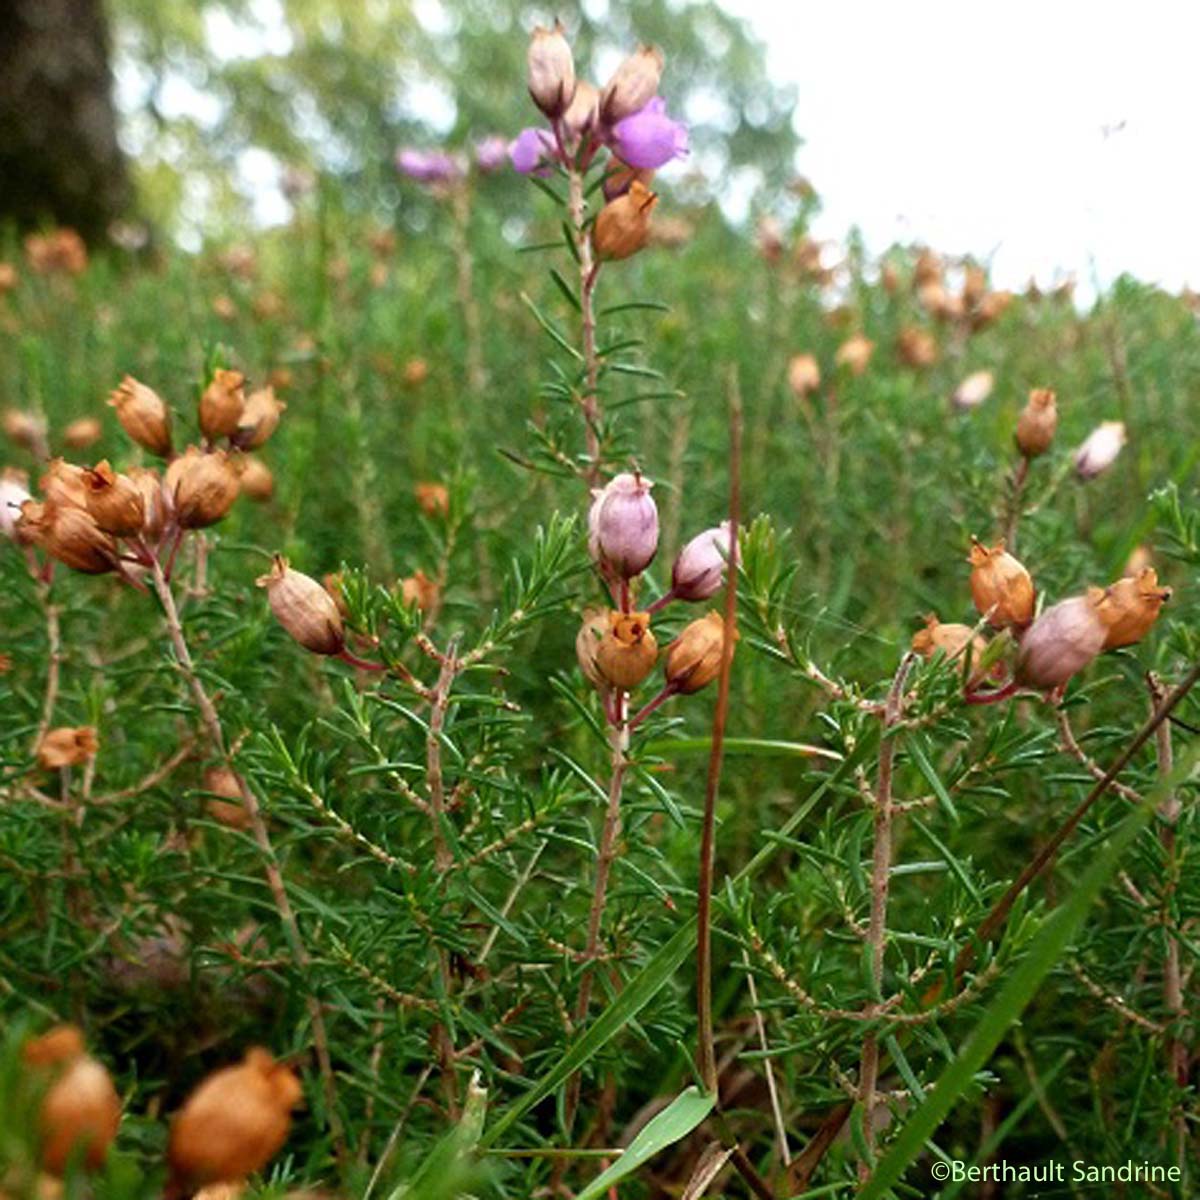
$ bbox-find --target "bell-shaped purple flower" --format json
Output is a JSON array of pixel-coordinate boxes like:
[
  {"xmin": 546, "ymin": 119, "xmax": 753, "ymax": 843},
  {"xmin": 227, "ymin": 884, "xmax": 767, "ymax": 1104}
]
[
  {"xmin": 611, "ymin": 98, "xmax": 689, "ymax": 171},
  {"xmin": 590, "ymin": 472, "xmax": 659, "ymax": 580},
  {"xmin": 474, "ymin": 136, "xmax": 509, "ymax": 173},
  {"xmin": 395, "ymin": 148, "xmax": 463, "ymax": 185},
  {"xmin": 672, "ymin": 521, "xmax": 735, "ymax": 601},
  {"xmin": 510, "ymin": 127, "xmax": 556, "ymax": 175}
]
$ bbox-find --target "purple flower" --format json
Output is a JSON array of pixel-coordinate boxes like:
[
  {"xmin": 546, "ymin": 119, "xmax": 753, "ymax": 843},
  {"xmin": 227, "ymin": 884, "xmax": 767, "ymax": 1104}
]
[
  {"xmin": 509, "ymin": 127, "xmax": 556, "ymax": 175},
  {"xmin": 611, "ymin": 98, "xmax": 689, "ymax": 170},
  {"xmin": 474, "ymin": 136, "xmax": 509, "ymax": 173},
  {"xmin": 395, "ymin": 148, "xmax": 463, "ymax": 185},
  {"xmin": 672, "ymin": 522, "xmax": 736, "ymax": 601}
]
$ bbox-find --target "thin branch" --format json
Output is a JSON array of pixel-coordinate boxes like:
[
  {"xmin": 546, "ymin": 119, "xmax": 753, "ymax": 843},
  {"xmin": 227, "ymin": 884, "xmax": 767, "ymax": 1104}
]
[{"xmin": 149, "ymin": 556, "xmax": 347, "ymax": 1169}]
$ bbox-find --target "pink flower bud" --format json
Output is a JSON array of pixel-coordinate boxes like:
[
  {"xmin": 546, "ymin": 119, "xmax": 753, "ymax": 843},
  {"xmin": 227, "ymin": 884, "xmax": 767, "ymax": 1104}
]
[
  {"xmin": 1075, "ymin": 420, "xmax": 1126, "ymax": 479},
  {"xmin": 589, "ymin": 472, "xmax": 658, "ymax": 579},
  {"xmin": 1015, "ymin": 591, "xmax": 1108, "ymax": 691},
  {"xmin": 672, "ymin": 521, "xmax": 735, "ymax": 601},
  {"xmin": 527, "ymin": 20, "xmax": 576, "ymax": 118}
]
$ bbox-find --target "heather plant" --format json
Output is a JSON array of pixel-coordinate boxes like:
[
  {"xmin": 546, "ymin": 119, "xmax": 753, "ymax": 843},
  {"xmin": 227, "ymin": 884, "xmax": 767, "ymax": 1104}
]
[{"xmin": 1, "ymin": 17, "xmax": 1200, "ymax": 1200}]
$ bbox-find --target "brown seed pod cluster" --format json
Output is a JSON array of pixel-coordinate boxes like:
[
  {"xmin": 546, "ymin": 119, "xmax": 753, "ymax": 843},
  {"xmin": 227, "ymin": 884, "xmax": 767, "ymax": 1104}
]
[{"xmin": 7, "ymin": 368, "xmax": 285, "ymax": 591}]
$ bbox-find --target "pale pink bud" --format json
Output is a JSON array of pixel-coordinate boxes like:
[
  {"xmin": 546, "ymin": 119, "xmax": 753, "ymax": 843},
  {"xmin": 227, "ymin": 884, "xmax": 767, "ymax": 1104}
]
[
  {"xmin": 1015, "ymin": 591, "xmax": 1108, "ymax": 690},
  {"xmin": 1075, "ymin": 420, "xmax": 1126, "ymax": 479},
  {"xmin": 952, "ymin": 369, "xmax": 994, "ymax": 411},
  {"xmin": 590, "ymin": 472, "xmax": 658, "ymax": 579},
  {"xmin": 527, "ymin": 20, "xmax": 576, "ymax": 118},
  {"xmin": 672, "ymin": 522, "xmax": 735, "ymax": 601}
]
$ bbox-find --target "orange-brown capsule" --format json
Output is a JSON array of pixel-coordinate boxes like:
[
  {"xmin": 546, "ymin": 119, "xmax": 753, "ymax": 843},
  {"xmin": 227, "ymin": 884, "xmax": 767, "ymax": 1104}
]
[
  {"xmin": 595, "ymin": 610, "xmax": 657, "ymax": 690},
  {"xmin": 237, "ymin": 457, "xmax": 274, "ymax": 502},
  {"xmin": 834, "ymin": 333, "xmax": 873, "ymax": 376},
  {"xmin": 42, "ymin": 504, "xmax": 119, "ymax": 573},
  {"xmin": 199, "ymin": 369, "xmax": 247, "ymax": 440},
  {"xmin": 23, "ymin": 1025, "xmax": 121, "ymax": 1175},
  {"xmin": 593, "ymin": 180, "xmax": 658, "ymax": 262},
  {"xmin": 787, "ymin": 354, "xmax": 821, "ymax": 398},
  {"xmin": 575, "ymin": 607, "xmax": 610, "ymax": 689},
  {"xmin": 63, "ymin": 417, "xmax": 103, "ymax": 450},
  {"xmin": 968, "ymin": 537, "xmax": 1035, "ymax": 629},
  {"xmin": 37, "ymin": 727, "xmax": 99, "ymax": 770},
  {"xmin": 40, "ymin": 458, "xmax": 89, "ymax": 510},
  {"xmin": 971, "ymin": 290, "xmax": 1013, "ymax": 330},
  {"xmin": 203, "ymin": 766, "xmax": 252, "ymax": 831},
  {"xmin": 896, "ymin": 326, "xmax": 939, "ymax": 368},
  {"xmin": 127, "ymin": 466, "xmax": 167, "ymax": 538},
  {"xmin": 3, "ymin": 408, "xmax": 47, "ymax": 451},
  {"xmin": 168, "ymin": 448, "xmax": 240, "ymax": 529},
  {"xmin": 1097, "ymin": 567, "xmax": 1172, "ymax": 650},
  {"xmin": 233, "ymin": 387, "xmax": 286, "ymax": 450},
  {"xmin": 257, "ymin": 555, "xmax": 345, "ymax": 655},
  {"xmin": 403, "ymin": 358, "xmax": 429, "ymax": 388},
  {"xmin": 913, "ymin": 248, "xmax": 943, "ymax": 287},
  {"xmin": 108, "ymin": 376, "xmax": 172, "ymax": 457},
  {"xmin": 962, "ymin": 264, "xmax": 987, "ymax": 308},
  {"xmin": 414, "ymin": 481, "xmax": 450, "ymax": 517},
  {"xmin": 1015, "ymin": 388, "xmax": 1058, "ymax": 458},
  {"xmin": 167, "ymin": 1049, "xmax": 301, "ymax": 1190},
  {"xmin": 664, "ymin": 611, "xmax": 736, "ymax": 694},
  {"xmin": 0, "ymin": 261, "xmax": 18, "ymax": 293},
  {"xmin": 911, "ymin": 614, "xmax": 991, "ymax": 684},
  {"xmin": 84, "ymin": 460, "xmax": 145, "ymax": 536},
  {"xmin": 400, "ymin": 569, "xmax": 440, "ymax": 613}
]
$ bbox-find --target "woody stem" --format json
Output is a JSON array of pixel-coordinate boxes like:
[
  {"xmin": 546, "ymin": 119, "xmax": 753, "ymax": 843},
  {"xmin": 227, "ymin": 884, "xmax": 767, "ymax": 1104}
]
[
  {"xmin": 149, "ymin": 556, "xmax": 347, "ymax": 1170},
  {"xmin": 565, "ymin": 693, "xmax": 628, "ymax": 1130},
  {"xmin": 567, "ymin": 154, "xmax": 602, "ymax": 489}
]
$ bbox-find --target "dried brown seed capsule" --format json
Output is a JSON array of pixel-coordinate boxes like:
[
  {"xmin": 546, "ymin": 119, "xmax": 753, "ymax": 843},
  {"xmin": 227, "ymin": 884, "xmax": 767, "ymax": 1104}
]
[
  {"xmin": 1015, "ymin": 388, "xmax": 1058, "ymax": 458},
  {"xmin": 600, "ymin": 44, "xmax": 663, "ymax": 123},
  {"xmin": 896, "ymin": 326, "xmax": 939, "ymax": 368},
  {"xmin": 237, "ymin": 457, "xmax": 274, "ymax": 502},
  {"xmin": 593, "ymin": 180, "xmax": 658, "ymax": 262},
  {"xmin": 962, "ymin": 264, "xmax": 987, "ymax": 308},
  {"xmin": 913, "ymin": 248, "xmax": 943, "ymax": 287},
  {"xmin": 84, "ymin": 460, "xmax": 145, "ymax": 536},
  {"xmin": 167, "ymin": 1048, "xmax": 301, "ymax": 1190},
  {"xmin": 575, "ymin": 607, "xmax": 610, "ymax": 688},
  {"xmin": 971, "ymin": 290, "xmax": 1013, "ymax": 330},
  {"xmin": 968, "ymin": 537, "xmax": 1035, "ymax": 629},
  {"xmin": 126, "ymin": 466, "xmax": 167, "ymax": 538},
  {"xmin": 527, "ymin": 19, "xmax": 576, "ymax": 119},
  {"xmin": 403, "ymin": 358, "xmax": 429, "ymax": 388},
  {"xmin": 835, "ymin": 333, "xmax": 874, "ymax": 376},
  {"xmin": 37, "ymin": 727, "xmax": 99, "ymax": 770},
  {"xmin": 233, "ymin": 387, "xmax": 286, "ymax": 450},
  {"xmin": 595, "ymin": 610, "xmax": 658, "ymax": 690},
  {"xmin": 108, "ymin": 376, "xmax": 172, "ymax": 457},
  {"xmin": 203, "ymin": 766, "xmax": 252, "ymax": 831},
  {"xmin": 169, "ymin": 448, "xmax": 240, "ymax": 529},
  {"xmin": 911, "ymin": 613, "xmax": 991, "ymax": 684},
  {"xmin": 664, "ymin": 611, "xmax": 736, "ymax": 695},
  {"xmin": 414, "ymin": 481, "xmax": 450, "ymax": 517},
  {"xmin": 787, "ymin": 354, "xmax": 821, "ymax": 397},
  {"xmin": 42, "ymin": 504, "xmax": 119, "ymax": 573},
  {"xmin": 199, "ymin": 369, "xmax": 247, "ymax": 440},
  {"xmin": 63, "ymin": 417, "xmax": 103, "ymax": 450},
  {"xmin": 257, "ymin": 555, "xmax": 345, "ymax": 655},
  {"xmin": 1097, "ymin": 567, "xmax": 1172, "ymax": 650},
  {"xmin": 0, "ymin": 261, "xmax": 18, "ymax": 293},
  {"xmin": 401, "ymin": 569, "xmax": 440, "ymax": 613},
  {"xmin": 23, "ymin": 1025, "xmax": 121, "ymax": 1175},
  {"xmin": 39, "ymin": 459, "xmax": 88, "ymax": 509}
]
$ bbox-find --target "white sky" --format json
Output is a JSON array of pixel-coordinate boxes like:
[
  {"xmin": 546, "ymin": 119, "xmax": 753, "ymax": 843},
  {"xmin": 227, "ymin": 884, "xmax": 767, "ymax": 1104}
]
[
  {"xmin": 117, "ymin": 0, "xmax": 1200, "ymax": 300},
  {"xmin": 722, "ymin": 0, "xmax": 1200, "ymax": 301}
]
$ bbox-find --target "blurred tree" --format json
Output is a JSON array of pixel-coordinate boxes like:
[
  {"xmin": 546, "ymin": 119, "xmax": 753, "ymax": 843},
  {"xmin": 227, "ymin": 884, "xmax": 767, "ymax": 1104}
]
[
  {"xmin": 107, "ymin": 0, "xmax": 799, "ymax": 235},
  {"xmin": 0, "ymin": 0, "xmax": 130, "ymax": 240}
]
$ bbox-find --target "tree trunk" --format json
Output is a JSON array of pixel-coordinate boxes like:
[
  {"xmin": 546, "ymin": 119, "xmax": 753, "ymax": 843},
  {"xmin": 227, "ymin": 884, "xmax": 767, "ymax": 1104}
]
[{"xmin": 0, "ymin": 0, "xmax": 129, "ymax": 241}]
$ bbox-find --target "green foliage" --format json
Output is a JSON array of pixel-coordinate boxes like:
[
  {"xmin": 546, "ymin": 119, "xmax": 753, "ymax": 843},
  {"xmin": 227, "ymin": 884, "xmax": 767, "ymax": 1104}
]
[{"xmin": 2, "ymin": 33, "xmax": 1200, "ymax": 1198}]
